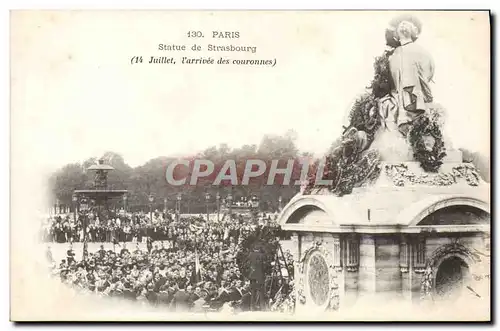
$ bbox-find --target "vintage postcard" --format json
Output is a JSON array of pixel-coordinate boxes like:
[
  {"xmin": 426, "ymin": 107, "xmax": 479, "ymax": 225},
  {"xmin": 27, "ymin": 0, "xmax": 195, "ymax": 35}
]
[{"xmin": 10, "ymin": 10, "xmax": 491, "ymax": 321}]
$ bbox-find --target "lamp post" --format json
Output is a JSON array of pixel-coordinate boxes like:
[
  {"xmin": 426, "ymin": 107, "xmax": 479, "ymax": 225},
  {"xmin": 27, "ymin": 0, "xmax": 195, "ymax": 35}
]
[
  {"xmin": 205, "ymin": 192, "xmax": 210, "ymax": 221},
  {"xmin": 227, "ymin": 191, "xmax": 233, "ymax": 221},
  {"xmin": 72, "ymin": 194, "xmax": 78, "ymax": 224},
  {"xmin": 148, "ymin": 194, "xmax": 154, "ymax": 222},
  {"xmin": 79, "ymin": 197, "xmax": 89, "ymax": 260},
  {"xmin": 176, "ymin": 193, "xmax": 182, "ymax": 222},
  {"xmin": 216, "ymin": 192, "xmax": 220, "ymax": 222},
  {"xmin": 123, "ymin": 194, "xmax": 127, "ymax": 213},
  {"xmin": 164, "ymin": 197, "xmax": 168, "ymax": 214}
]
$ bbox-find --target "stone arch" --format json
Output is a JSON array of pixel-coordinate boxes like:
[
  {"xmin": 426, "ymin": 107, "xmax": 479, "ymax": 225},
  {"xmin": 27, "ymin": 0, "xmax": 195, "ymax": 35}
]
[
  {"xmin": 420, "ymin": 242, "xmax": 481, "ymax": 300},
  {"xmin": 279, "ymin": 196, "xmax": 333, "ymax": 226},
  {"xmin": 417, "ymin": 204, "xmax": 490, "ymax": 226},
  {"xmin": 279, "ymin": 195, "xmax": 358, "ymax": 229},
  {"xmin": 286, "ymin": 205, "xmax": 327, "ymax": 224},
  {"xmin": 397, "ymin": 195, "xmax": 490, "ymax": 227}
]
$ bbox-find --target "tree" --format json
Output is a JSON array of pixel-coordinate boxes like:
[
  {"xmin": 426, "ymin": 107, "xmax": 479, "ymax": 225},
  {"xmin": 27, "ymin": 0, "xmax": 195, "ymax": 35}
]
[
  {"xmin": 47, "ymin": 130, "xmax": 314, "ymax": 213},
  {"xmin": 48, "ymin": 163, "xmax": 88, "ymax": 206}
]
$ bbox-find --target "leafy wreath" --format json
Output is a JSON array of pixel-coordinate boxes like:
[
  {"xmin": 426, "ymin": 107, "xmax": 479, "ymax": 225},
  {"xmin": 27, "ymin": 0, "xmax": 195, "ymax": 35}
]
[
  {"xmin": 235, "ymin": 225, "xmax": 281, "ymax": 280},
  {"xmin": 408, "ymin": 114, "xmax": 447, "ymax": 172},
  {"xmin": 303, "ymin": 52, "xmax": 391, "ymax": 196}
]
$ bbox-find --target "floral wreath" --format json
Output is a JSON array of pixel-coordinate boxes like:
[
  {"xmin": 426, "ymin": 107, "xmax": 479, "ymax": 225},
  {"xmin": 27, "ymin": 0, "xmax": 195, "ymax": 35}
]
[{"xmin": 408, "ymin": 114, "xmax": 447, "ymax": 172}]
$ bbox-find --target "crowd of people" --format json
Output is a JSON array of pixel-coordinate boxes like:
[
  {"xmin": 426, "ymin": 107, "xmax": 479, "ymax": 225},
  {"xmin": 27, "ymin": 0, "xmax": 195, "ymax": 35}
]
[
  {"xmin": 41, "ymin": 208, "xmax": 288, "ymax": 245},
  {"xmin": 44, "ymin": 209, "xmax": 295, "ymax": 313}
]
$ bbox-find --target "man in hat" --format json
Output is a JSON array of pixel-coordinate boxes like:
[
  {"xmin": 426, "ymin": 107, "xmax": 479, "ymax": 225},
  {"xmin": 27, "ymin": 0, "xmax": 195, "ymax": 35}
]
[
  {"xmin": 66, "ymin": 246, "xmax": 76, "ymax": 265},
  {"xmin": 170, "ymin": 281, "xmax": 190, "ymax": 312},
  {"xmin": 157, "ymin": 284, "xmax": 171, "ymax": 306},
  {"xmin": 239, "ymin": 280, "xmax": 252, "ymax": 312},
  {"xmin": 247, "ymin": 245, "xmax": 266, "ymax": 311},
  {"xmin": 122, "ymin": 281, "xmax": 136, "ymax": 301},
  {"xmin": 228, "ymin": 280, "xmax": 243, "ymax": 302},
  {"xmin": 186, "ymin": 285, "xmax": 198, "ymax": 309},
  {"xmin": 145, "ymin": 282, "xmax": 159, "ymax": 306}
]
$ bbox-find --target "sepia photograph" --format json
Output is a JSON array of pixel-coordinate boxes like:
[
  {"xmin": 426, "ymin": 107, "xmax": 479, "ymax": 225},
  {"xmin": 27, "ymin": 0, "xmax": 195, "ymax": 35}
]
[{"xmin": 9, "ymin": 10, "xmax": 491, "ymax": 322}]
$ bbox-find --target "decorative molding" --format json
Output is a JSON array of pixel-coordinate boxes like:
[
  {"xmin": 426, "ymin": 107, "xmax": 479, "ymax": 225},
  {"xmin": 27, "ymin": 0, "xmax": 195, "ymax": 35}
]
[
  {"xmin": 345, "ymin": 266, "xmax": 359, "ymax": 273},
  {"xmin": 295, "ymin": 240, "xmax": 340, "ymax": 311},
  {"xmin": 343, "ymin": 235, "xmax": 360, "ymax": 273},
  {"xmin": 384, "ymin": 163, "xmax": 481, "ymax": 187},
  {"xmin": 399, "ymin": 236, "xmax": 409, "ymax": 273},
  {"xmin": 413, "ymin": 236, "xmax": 426, "ymax": 270},
  {"xmin": 420, "ymin": 242, "xmax": 481, "ymax": 300}
]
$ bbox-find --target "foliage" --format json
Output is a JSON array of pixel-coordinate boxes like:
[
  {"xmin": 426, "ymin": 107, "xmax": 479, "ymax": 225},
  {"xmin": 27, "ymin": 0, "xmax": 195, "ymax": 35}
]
[
  {"xmin": 346, "ymin": 94, "xmax": 380, "ymax": 144},
  {"xmin": 235, "ymin": 225, "xmax": 282, "ymax": 280},
  {"xmin": 370, "ymin": 50, "xmax": 394, "ymax": 98},
  {"xmin": 48, "ymin": 133, "xmax": 303, "ymax": 212},
  {"xmin": 408, "ymin": 115, "xmax": 447, "ymax": 172},
  {"xmin": 303, "ymin": 52, "xmax": 392, "ymax": 196}
]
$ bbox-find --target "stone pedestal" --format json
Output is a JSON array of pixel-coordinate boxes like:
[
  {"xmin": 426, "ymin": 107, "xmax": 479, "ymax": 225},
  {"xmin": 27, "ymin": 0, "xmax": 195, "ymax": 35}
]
[{"xmin": 280, "ymin": 141, "xmax": 489, "ymax": 312}]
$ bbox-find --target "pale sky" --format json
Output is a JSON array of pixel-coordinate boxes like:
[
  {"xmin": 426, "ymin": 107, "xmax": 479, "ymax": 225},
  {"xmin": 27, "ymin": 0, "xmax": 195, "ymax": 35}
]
[{"xmin": 11, "ymin": 11, "xmax": 490, "ymax": 173}]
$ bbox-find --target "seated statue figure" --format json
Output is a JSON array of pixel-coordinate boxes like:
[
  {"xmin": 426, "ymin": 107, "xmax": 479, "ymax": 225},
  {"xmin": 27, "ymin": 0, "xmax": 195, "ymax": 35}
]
[
  {"xmin": 368, "ymin": 93, "xmax": 410, "ymax": 162},
  {"xmin": 387, "ymin": 17, "xmax": 435, "ymax": 136}
]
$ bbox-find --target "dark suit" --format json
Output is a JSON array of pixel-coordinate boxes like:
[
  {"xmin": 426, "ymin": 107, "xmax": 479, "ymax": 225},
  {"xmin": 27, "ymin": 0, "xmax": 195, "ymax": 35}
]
[
  {"xmin": 213, "ymin": 288, "xmax": 230, "ymax": 308},
  {"xmin": 122, "ymin": 289, "xmax": 136, "ymax": 301},
  {"xmin": 248, "ymin": 250, "xmax": 266, "ymax": 310},
  {"xmin": 240, "ymin": 291, "xmax": 252, "ymax": 311},
  {"xmin": 153, "ymin": 277, "xmax": 167, "ymax": 292},
  {"xmin": 170, "ymin": 290, "xmax": 190, "ymax": 312},
  {"xmin": 146, "ymin": 290, "xmax": 159, "ymax": 306},
  {"xmin": 228, "ymin": 287, "xmax": 242, "ymax": 302},
  {"xmin": 188, "ymin": 292, "xmax": 200, "ymax": 307},
  {"xmin": 157, "ymin": 292, "xmax": 171, "ymax": 306},
  {"xmin": 247, "ymin": 251, "xmax": 265, "ymax": 284}
]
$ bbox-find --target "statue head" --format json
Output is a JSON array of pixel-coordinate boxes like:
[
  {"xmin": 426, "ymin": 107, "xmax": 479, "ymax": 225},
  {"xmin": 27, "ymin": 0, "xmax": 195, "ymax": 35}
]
[
  {"xmin": 396, "ymin": 20, "xmax": 420, "ymax": 43},
  {"xmin": 389, "ymin": 14, "xmax": 422, "ymax": 43}
]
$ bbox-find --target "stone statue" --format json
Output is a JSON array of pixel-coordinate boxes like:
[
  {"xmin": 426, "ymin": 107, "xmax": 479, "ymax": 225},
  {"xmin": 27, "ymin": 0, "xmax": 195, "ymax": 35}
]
[
  {"xmin": 304, "ymin": 14, "xmax": 450, "ymax": 196},
  {"xmin": 387, "ymin": 16, "xmax": 435, "ymax": 135},
  {"xmin": 94, "ymin": 169, "xmax": 107, "ymax": 189}
]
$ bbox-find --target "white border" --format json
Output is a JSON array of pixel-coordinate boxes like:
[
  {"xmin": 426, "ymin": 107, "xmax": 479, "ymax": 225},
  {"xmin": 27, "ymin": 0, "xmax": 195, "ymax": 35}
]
[{"xmin": 4, "ymin": 1, "xmax": 498, "ymax": 330}]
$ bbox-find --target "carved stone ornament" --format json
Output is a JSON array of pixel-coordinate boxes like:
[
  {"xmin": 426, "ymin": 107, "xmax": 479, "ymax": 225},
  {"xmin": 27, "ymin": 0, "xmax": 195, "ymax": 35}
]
[
  {"xmin": 346, "ymin": 265, "xmax": 359, "ymax": 273},
  {"xmin": 420, "ymin": 242, "xmax": 481, "ymax": 300},
  {"xmin": 384, "ymin": 163, "xmax": 481, "ymax": 187},
  {"xmin": 295, "ymin": 240, "xmax": 340, "ymax": 311}
]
